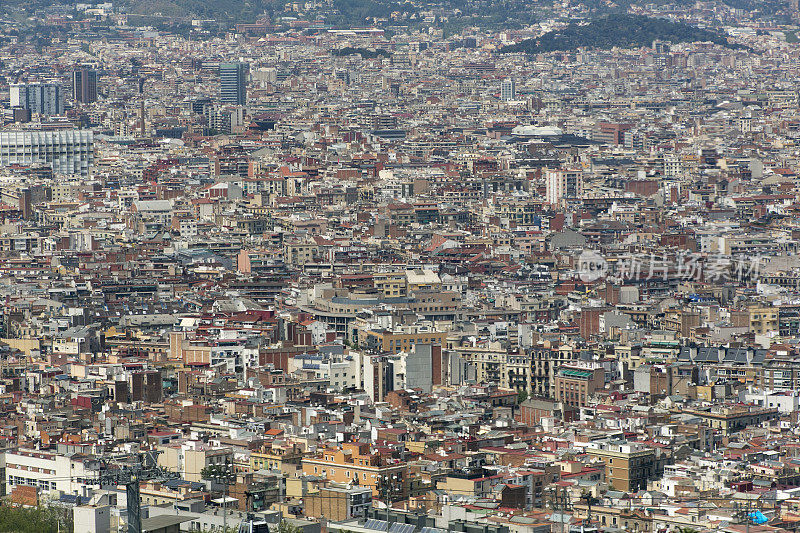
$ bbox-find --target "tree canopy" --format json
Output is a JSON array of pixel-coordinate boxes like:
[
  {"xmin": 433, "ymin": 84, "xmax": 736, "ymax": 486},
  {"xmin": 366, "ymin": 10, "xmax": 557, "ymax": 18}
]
[
  {"xmin": 501, "ymin": 14, "xmax": 741, "ymax": 54},
  {"xmin": 332, "ymin": 47, "xmax": 391, "ymax": 59},
  {"xmin": 0, "ymin": 504, "xmax": 73, "ymax": 533}
]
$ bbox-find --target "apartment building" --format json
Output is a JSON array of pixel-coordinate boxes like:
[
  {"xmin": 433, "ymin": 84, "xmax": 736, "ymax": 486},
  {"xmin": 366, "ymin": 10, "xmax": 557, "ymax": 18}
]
[
  {"xmin": 554, "ymin": 365, "xmax": 605, "ymax": 407},
  {"xmin": 748, "ymin": 305, "xmax": 778, "ymax": 335},
  {"xmin": 545, "ymin": 169, "xmax": 583, "ymax": 205},
  {"xmin": 373, "ymin": 272, "xmax": 407, "ymax": 297},
  {"xmin": 585, "ymin": 441, "xmax": 662, "ymax": 492},
  {"xmin": 681, "ymin": 405, "xmax": 779, "ymax": 435},
  {"xmin": 250, "ymin": 443, "xmax": 304, "ymax": 472},
  {"xmin": 157, "ymin": 442, "xmax": 234, "ymax": 482},
  {"xmin": 5, "ymin": 448, "xmax": 95, "ymax": 498},
  {"xmin": 359, "ymin": 326, "xmax": 447, "ymax": 354},
  {"xmin": 301, "ymin": 443, "xmax": 408, "ymax": 498},
  {"xmin": 305, "ymin": 484, "xmax": 373, "ymax": 520},
  {"xmin": 0, "ymin": 130, "xmax": 94, "ymax": 176}
]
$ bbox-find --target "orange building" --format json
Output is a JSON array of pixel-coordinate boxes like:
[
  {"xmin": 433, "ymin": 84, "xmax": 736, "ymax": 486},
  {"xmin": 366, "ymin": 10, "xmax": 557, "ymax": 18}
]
[{"xmin": 301, "ymin": 443, "xmax": 408, "ymax": 499}]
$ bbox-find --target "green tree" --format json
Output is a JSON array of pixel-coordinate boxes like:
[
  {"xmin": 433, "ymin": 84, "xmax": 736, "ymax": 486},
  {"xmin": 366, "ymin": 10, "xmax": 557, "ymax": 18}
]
[
  {"xmin": 501, "ymin": 14, "xmax": 744, "ymax": 54},
  {"xmin": 517, "ymin": 389, "xmax": 528, "ymax": 404},
  {"xmin": 0, "ymin": 503, "xmax": 73, "ymax": 533},
  {"xmin": 278, "ymin": 520, "xmax": 304, "ymax": 533}
]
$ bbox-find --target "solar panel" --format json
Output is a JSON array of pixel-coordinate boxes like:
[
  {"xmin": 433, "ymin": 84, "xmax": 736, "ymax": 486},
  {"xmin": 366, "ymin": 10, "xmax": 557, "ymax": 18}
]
[
  {"xmin": 365, "ymin": 519, "xmax": 389, "ymax": 531},
  {"xmin": 389, "ymin": 523, "xmax": 415, "ymax": 533},
  {"xmin": 421, "ymin": 527, "xmax": 446, "ymax": 533}
]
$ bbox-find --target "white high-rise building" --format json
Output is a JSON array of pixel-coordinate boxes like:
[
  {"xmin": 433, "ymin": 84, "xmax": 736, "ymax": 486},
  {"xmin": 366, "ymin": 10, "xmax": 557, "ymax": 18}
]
[
  {"xmin": 0, "ymin": 130, "xmax": 94, "ymax": 176},
  {"xmin": 501, "ymin": 78, "xmax": 516, "ymax": 101},
  {"xmin": 546, "ymin": 169, "xmax": 584, "ymax": 205}
]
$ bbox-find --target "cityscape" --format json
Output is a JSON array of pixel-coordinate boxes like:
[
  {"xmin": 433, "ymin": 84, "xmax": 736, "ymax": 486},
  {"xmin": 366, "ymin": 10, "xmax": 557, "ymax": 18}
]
[{"xmin": 1, "ymin": 0, "xmax": 800, "ymax": 532}]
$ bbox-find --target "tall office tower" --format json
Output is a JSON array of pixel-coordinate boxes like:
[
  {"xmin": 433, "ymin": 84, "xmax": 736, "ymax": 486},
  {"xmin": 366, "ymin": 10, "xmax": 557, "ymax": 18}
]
[
  {"xmin": 0, "ymin": 130, "xmax": 94, "ymax": 176},
  {"xmin": 500, "ymin": 78, "xmax": 516, "ymax": 101},
  {"xmin": 219, "ymin": 62, "xmax": 248, "ymax": 106},
  {"xmin": 10, "ymin": 83, "xmax": 64, "ymax": 115},
  {"xmin": 72, "ymin": 68, "xmax": 98, "ymax": 103},
  {"xmin": 219, "ymin": 63, "xmax": 248, "ymax": 105}
]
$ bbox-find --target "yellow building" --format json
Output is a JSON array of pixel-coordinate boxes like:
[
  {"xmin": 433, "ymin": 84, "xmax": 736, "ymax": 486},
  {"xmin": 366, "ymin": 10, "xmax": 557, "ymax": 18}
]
[
  {"xmin": 284, "ymin": 242, "xmax": 319, "ymax": 266},
  {"xmin": 359, "ymin": 327, "xmax": 447, "ymax": 354},
  {"xmin": 452, "ymin": 343, "xmax": 508, "ymax": 386},
  {"xmin": 250, "ymin": 444, "xmax": 304, "ymax": 471},
  {"xmin": 373, "ymin": 272, "xmax": 407, "ymax": 297},
  {"xmin": 139, "ymin": 480, "xmax": 206, "ymax": 506},
  {"xmin": 749, "ymin": 305, "xmax": 778, "ymax": 334},
  {"xmin": 585, "ymin": 442, "xmax": 660, "ymax": 492},
  {"xmin": 157, "ymin": 443, "xmax": 233, "ymax": 483},
  {"xmin": 663, "ymin": 308, "xmax": 700, "ymax": 338},
  {"xmin": 682, "ymin": 405, "xmax": 779, "ymax": 435}
]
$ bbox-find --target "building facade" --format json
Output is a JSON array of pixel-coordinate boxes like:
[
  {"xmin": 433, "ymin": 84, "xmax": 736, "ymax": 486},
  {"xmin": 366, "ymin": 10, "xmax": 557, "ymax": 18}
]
[
  {"xmin": 0, "ymin": 130, "xmax": 94, "ymax": 176},
  {"xmin": 72, "ymin": 68, "xmax": 97, "ymax": 103},
  {"xmin": 545, "ymin": 169, "xmax": 584, "ymax": 205},
  {"xmin": 585, "ymin": 441, "xmax": 662, "ymax": 492},
  {"xmin": 10, "ymin": 83, "xmax": 64, "ymax": 115},
  {"xmin": 219, "ymin": 62, "xmax": 248, "ymax": 106},
  {"xmin": 301, "ymin": 443, "xmax": 408, "ymax": 499},
  {"xmin": 500, "ymin": 78, "xmax": 516, "ymax": 101},
  {"xmin": 554, "ymin": 365, "xmax": 605, "ymax": 407}
]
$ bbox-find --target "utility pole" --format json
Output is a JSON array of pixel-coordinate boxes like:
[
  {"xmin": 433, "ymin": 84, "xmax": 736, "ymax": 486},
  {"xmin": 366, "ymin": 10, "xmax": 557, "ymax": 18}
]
[
  {"xmin": 550, "ymin": 487, "xmax": 561, "ymax": 533},
  {"xmin": 381, "ymin": 473, "xmax": 399, "ymax": 526},
  {"xmin": 581, "ymin": 492, "xmax": 597, "ymax": 527},
  {"xmin": 734, "ymin": 500, "xmax": 759, "ymax": 533},
  {"xmin": 560, "ymin": 487, "xmax": 572, "ymax": 533},
  {"xmin": 383, "ymin": 475, "xmax": 390, "ymax": 526},
  {"xmin": 204, "ymin": 458, "xmax": 236, "ymax": 533},
  {"xmin": 548, "ymin": 486, "xmax": 570, "ymax": 533},
  {"xmin": 97, "ymin": 452, "xmax": 178, "ymax": 533}
]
